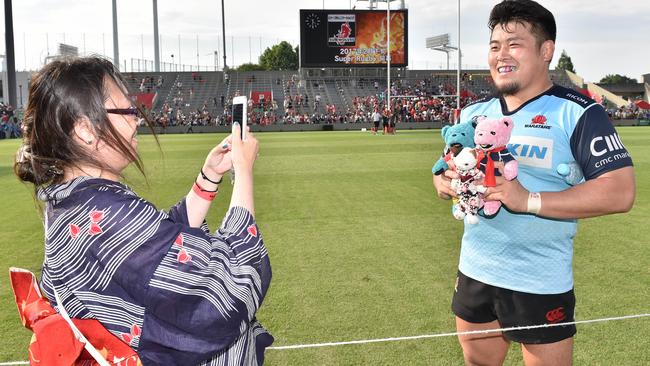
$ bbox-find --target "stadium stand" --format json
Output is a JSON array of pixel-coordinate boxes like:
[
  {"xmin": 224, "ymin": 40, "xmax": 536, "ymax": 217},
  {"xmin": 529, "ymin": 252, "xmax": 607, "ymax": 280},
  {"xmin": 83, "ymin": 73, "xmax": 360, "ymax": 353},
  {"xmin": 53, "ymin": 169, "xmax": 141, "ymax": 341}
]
[
  {"xmin": 1, "ymin": 68, "xmax": 646, "ymax": 137},
  {"xmin": 93, "ymin": 69, "xmax": 650, "ymax": 128}
]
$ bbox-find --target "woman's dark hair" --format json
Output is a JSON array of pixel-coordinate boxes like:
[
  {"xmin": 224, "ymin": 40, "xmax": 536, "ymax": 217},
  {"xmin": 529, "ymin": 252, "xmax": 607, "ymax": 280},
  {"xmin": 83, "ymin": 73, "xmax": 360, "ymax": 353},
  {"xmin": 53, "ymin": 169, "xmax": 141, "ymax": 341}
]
[
  {"xmin": 14, "ymin": 56, "xmax": 156, "ymax": 187},
  {"xmin": 489, "ymin": 0, "xmax": 556, "ymax": 45}
]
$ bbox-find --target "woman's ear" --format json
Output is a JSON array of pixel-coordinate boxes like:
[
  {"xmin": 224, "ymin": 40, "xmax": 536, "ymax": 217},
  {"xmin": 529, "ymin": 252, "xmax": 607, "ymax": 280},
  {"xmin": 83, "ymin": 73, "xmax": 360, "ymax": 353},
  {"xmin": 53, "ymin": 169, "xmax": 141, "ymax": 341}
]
[{"xmin": 73, "ymin": 117, "xmax": 97, "ymax": 146}]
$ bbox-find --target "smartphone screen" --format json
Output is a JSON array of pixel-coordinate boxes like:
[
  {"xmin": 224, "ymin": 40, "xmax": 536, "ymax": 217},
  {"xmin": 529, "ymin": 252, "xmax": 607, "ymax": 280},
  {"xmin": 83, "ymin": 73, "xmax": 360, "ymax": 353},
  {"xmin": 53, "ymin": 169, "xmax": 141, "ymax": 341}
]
[{"xmin": 232, "ymin": 103, "xmax": 245, "ymax": 139}]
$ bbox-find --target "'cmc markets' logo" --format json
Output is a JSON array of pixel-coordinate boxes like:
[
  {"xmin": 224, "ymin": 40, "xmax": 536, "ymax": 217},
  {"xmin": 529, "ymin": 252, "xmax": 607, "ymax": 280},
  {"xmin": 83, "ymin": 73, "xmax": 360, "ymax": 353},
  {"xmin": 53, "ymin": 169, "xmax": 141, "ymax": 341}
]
[
  {"xmin": 590, "ymin": 134, "xmax": 625, "ymax": 157},
  {"xmin": 525, "ymin": 114, "xmax": 551, "ymax": 129}
]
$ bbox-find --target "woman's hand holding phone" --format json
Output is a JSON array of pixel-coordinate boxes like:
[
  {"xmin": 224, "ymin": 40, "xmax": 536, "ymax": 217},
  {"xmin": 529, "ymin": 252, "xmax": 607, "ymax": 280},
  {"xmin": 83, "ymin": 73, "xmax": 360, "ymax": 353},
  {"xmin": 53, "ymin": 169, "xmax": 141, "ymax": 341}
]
[
  {"xmin": 231, "ymin": 123, "xmax": 258, "ymax": 174},
  {"xmin": 229, "ymin": 122, "xmax": 258, "ymax": 216},
  {"xmin": 203, "ymin": 134, "xmax": 233, "ymax": 179}
]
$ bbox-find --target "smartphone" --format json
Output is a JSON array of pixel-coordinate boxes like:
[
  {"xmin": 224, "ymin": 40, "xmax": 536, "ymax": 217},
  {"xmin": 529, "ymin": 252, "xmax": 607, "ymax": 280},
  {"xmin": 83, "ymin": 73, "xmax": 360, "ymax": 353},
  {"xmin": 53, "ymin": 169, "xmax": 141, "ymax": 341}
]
[{"xmin": 232, "ymin": 95, "xmax": 247, "ymax": 140}]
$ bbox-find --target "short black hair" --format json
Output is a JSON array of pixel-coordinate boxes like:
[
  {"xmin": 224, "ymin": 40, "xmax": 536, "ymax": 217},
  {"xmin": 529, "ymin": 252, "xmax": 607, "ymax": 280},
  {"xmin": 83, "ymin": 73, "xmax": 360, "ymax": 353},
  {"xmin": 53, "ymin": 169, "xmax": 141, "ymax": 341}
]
[{"xmin": 489, "ymin": 0, "xmax": 556, "ymax": 44}]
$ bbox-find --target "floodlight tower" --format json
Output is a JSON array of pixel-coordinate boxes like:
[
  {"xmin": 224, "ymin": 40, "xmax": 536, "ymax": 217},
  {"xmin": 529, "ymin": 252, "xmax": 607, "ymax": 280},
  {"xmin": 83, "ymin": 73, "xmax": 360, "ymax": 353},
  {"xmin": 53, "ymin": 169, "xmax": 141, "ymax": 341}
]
[
  {"xmin": 425, "ymin": 34, "xmax": 457, "ymax": 70},
  {"xmin": 3, "ymin": 0, "xmax": 17, "ymax": 108},
  {"xmin": 456, "ymin": 0, "xmax": 461, "ymax": 113},
  {"xmin": 112, "ymin": 0, "xmax": 120, "ymax": 69},
  {"xmin": 153, "ymin": 0, "xmax": 160, "ymax": 72},
  {"xmin": 221, "ymin": 0, "xmax": 227, "ymax": 70},
  {"xmin": 426, "ymin": 0, "xmax": 462, "ymax": 120}
]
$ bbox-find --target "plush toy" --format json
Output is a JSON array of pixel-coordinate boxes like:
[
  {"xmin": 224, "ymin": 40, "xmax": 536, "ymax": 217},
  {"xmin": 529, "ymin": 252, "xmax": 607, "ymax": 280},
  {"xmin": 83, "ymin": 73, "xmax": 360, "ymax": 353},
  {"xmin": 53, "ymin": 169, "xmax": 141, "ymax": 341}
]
[
  {"xmin": 474, "ymin": 116, "xmax": 518, "ymax": 216},
  {"xmin": 557, "ymin": 162, "xmax": 584, "ymax": 185},
  {"xmin": 450, "ymin": 147, "xmax": 486, "ymax": 225},
  {"xmin": 432, "ymin": 121, "xmax": 477, "ymax": 175}
]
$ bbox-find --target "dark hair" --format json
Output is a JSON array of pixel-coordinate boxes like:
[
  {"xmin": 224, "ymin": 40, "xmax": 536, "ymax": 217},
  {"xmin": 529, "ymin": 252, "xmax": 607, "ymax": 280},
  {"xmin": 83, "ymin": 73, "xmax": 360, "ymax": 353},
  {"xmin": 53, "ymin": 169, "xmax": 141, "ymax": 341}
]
[
  {"xmin": 489, "ymin": 0, "xmax": 556, "ymax": 45},
  {"xmin": 14, "ymin": 56, "xmax": 155, "ymax": 188}
]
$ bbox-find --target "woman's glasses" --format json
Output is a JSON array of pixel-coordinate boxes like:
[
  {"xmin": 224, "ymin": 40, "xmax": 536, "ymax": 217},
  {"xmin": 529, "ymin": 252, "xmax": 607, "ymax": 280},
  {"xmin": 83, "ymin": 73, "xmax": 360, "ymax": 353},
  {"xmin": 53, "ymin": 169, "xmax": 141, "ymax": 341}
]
[
  {"xmin": 106, "ymin": 108, "xmax": 139, "ymax": 116},
  {"xmin": 106, "ymin": 107, "xmax": 144, "ymax": 126}
]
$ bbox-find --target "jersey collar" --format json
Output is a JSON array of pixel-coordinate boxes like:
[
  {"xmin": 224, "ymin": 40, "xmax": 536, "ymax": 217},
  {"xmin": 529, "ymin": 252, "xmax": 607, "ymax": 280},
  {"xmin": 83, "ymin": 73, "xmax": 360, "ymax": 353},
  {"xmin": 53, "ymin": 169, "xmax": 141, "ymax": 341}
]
[{"xmin": 499, "ymin": 84, "xmax": 558, "ymax": 116}]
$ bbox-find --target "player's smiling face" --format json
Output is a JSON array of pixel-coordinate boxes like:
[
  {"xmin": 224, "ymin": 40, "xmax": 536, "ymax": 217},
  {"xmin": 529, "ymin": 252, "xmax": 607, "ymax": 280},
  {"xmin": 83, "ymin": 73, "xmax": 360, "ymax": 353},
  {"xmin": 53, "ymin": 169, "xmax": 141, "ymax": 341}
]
[{"xmin": 488, "ymin": 21, "xmax": 553, "ymax": 97}]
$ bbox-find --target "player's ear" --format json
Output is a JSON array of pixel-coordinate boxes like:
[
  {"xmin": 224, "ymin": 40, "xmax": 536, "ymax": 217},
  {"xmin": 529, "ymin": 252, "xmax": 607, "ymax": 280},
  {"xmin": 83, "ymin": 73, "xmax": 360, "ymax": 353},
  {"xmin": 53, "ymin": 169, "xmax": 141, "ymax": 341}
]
[{"xmin": 541, "ymin": 40, "xmax": 555, "ymax": 64}]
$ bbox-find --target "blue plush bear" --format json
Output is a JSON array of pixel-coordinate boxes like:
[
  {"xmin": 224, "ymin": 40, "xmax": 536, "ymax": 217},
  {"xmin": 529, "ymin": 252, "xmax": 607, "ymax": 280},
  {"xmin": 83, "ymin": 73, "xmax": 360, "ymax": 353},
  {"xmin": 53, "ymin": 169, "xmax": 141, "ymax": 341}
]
[{"xmin": 432, "ymin": 121, "xmax": 477, "ymax": 175}]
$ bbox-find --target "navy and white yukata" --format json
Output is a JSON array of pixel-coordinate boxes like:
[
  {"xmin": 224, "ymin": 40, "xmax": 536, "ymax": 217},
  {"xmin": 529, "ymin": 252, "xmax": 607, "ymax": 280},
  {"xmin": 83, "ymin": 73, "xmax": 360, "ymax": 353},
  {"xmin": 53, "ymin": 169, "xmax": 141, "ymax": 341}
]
[{"xmin": 37, "ymin": 177, "xmax": 273, "ymax": 365}]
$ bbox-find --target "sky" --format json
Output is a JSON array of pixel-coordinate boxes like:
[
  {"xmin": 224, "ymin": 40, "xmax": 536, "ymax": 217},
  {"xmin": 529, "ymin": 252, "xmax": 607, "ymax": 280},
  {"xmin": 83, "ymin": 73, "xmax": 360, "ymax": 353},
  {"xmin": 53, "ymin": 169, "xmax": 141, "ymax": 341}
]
[{"xmin": 1, "ymin": 0, "xmax": 649, "ymax": 83}]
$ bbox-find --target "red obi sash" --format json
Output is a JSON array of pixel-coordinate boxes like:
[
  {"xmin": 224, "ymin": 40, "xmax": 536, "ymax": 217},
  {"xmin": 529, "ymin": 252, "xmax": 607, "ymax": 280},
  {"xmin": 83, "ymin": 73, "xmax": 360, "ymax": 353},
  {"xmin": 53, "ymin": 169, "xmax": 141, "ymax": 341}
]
[{"xmin": 9, "ymin": 268, "xmax": 141, "ymax": 366}]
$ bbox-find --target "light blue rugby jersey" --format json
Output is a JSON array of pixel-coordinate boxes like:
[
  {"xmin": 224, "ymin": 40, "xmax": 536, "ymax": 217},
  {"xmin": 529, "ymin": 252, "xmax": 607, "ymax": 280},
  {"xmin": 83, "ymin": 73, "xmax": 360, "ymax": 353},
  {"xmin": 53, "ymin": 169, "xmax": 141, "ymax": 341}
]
[{"xmin": 457, "ymin": 84, "xmax": 633, "ymax": 294}]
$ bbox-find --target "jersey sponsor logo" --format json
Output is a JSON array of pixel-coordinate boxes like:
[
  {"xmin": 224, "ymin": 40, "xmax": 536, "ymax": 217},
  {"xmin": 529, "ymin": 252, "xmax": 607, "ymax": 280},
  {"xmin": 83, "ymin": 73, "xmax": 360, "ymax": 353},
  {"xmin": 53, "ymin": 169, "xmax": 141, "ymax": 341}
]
[
  {"xmin": 594, "ymin": 151, "xmax": 630, "ymax": 169},
  {"xmin": 507, "ymin": 136, "xmax": 553, "ymax": 169},
  {"xmin": 470, "ymin": 115, "xmax": 487, "ymax": 123},
  {"xmin": 565, "ymin": 92, "xmax": 590, "ymax": 106},
  {"xmin": 591, "ymin": 133, "xmax": 630, "ymax": 169},
  {"xmin": 545, "ymin": 306, "xmax": 566, "ymax": 323},
  {"xmin": 525, "ymin": 114, "xmax": 552, "ymax": 129},
  {"xmin": 590, "ymin": 133, "xmax": 625, "ymax": 157}
]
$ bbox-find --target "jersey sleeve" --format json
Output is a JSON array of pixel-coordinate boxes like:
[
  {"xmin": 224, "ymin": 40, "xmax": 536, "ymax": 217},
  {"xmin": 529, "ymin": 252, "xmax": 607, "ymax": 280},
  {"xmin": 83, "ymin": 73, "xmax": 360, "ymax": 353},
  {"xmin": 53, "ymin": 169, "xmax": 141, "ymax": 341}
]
[{"xmin": 569, "ymin": 105, "xmax": 633, "ymax": 180}]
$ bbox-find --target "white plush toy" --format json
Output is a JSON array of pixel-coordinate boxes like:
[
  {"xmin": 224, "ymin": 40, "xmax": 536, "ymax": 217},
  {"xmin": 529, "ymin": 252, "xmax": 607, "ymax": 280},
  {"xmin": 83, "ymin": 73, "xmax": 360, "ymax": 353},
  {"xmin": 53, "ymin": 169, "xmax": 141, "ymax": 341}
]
[{"xmin": 450, "ymin": 147, "xmax": 487, "ymax": 225}]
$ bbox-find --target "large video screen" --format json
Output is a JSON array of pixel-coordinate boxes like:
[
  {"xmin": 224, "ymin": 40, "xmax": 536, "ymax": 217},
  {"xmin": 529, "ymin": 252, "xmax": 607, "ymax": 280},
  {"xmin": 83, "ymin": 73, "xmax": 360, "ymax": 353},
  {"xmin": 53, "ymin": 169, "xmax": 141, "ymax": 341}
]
[{"xmin": 300, "ymin": 9, "xmax": 408, "ymax": 68}]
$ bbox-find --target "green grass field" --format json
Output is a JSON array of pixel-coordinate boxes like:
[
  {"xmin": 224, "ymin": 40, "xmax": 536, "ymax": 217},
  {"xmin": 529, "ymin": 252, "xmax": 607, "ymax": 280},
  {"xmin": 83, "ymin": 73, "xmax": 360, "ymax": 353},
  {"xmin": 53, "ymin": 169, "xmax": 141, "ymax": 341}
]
[{"xmin": 0, "ymin": 128, "xmax": 648, "ymax": 365}]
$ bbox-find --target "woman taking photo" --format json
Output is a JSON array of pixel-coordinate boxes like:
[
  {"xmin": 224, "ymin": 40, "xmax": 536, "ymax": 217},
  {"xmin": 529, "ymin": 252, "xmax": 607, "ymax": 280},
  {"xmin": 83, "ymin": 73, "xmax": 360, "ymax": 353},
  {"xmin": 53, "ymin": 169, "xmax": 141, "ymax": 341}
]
[{"xmin": 14, "ymin": 56, "xmax": 272, "ymax": 365}]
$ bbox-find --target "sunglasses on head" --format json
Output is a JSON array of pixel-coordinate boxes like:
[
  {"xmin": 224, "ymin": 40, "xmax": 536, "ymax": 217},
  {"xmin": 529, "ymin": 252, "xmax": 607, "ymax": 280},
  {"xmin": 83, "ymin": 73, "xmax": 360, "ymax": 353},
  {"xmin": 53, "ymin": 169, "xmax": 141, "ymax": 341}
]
[{"xmin": 106, "ymin": 107, "xmax": 139, "ymax": 116}]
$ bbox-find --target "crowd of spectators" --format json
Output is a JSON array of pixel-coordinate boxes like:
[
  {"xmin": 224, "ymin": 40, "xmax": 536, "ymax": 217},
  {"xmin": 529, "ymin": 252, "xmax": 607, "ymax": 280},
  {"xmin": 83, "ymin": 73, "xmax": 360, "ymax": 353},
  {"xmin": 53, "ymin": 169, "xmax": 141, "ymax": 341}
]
[
  {"xmin": 1, "ymin": 103, "xmax": 21, "ymax": 139},
  {"xmin": 6, "ymin": 71, "xmax": 648, "ymax": 136},
  {"xmin": 607, "ymin": 100, "xmax": 650, "ymax": 120},
  {"xmin": 122, "ymin": 73, "xmax": 650, "ymax": 128},
  {"xmin": 125, "ymin": 75, "xmax": 164, "ymax": 94}
]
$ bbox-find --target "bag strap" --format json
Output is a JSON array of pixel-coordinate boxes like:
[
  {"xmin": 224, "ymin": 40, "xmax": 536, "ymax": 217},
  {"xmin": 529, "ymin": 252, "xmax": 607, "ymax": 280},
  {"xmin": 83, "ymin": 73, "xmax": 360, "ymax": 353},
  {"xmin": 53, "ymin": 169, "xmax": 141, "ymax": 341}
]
[{"xmin": 52, "ymin": 285, "xmax": 111, "ymax": 366}]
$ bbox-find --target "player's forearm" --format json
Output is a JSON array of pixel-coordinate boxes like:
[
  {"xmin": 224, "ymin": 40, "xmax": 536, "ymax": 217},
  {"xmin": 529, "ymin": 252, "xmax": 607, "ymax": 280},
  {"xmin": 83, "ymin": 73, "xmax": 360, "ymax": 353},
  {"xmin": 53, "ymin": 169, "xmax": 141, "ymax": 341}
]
[{"xmin": 536, "ymin": 167, "xmax": 635, "ymax": 219}]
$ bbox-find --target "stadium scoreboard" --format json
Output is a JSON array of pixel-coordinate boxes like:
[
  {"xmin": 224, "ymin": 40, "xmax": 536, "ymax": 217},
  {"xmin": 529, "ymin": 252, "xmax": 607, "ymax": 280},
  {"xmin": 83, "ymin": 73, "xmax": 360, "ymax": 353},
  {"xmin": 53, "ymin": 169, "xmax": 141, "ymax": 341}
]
[{"xmin": 300, "ymin": 9, "xmax": 408, "ymax": 68}]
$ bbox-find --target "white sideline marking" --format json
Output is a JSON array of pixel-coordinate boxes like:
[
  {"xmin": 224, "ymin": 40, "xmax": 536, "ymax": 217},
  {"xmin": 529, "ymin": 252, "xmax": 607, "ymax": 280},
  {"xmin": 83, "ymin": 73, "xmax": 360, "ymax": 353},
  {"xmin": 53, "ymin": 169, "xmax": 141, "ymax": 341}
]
[
  {"xmin": 267, "ymin": 313, "xmax": 650, "ymax": 350},
  {"xmin": 1, "ymin": 313, "xmax": 647, "ymax": 363}
]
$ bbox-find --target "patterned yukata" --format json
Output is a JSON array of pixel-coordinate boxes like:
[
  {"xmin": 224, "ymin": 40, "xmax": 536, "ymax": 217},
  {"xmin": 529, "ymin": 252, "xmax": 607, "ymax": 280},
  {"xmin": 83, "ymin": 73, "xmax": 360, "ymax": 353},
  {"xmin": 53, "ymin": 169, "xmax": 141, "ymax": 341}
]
[{"xmin": 37, "ymin": 177, "xmax": 273, "ymax": 365}]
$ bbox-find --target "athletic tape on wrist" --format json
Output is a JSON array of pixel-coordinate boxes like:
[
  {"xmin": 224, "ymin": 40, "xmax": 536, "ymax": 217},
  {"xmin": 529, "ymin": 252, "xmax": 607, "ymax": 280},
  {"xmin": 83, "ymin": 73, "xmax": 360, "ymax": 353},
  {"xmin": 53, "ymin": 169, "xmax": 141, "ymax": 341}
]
[{"xmin": 527, "ymin": 192, "xmax": 542, "ymax": 215}]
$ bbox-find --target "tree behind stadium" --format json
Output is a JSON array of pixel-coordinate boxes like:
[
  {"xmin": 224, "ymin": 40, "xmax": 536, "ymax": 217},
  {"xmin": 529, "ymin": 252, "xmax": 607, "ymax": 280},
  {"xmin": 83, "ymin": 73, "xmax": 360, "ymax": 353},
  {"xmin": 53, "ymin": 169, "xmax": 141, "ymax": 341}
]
[
  {"xmin": 236, "ymin": 63, "xmax": 266, "ymax": 71},
  {"xmin": 556, "ymin": 50, "xmax": 575, "ymax": 73},
  {"xmin": 599, "ymin": 74, "xmax": 637, "ymax": 84},
  {"xmin": 259, "ymin": 41, "xmax": 299, "ymax": 70}
]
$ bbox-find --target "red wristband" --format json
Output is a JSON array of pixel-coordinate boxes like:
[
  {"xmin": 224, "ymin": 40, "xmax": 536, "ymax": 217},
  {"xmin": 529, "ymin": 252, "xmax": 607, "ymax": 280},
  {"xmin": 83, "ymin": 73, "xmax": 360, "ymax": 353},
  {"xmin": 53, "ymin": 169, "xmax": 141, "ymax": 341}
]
[{"xmin": 193, "ymin": 181, "xmax": 217, "ymax": 201}]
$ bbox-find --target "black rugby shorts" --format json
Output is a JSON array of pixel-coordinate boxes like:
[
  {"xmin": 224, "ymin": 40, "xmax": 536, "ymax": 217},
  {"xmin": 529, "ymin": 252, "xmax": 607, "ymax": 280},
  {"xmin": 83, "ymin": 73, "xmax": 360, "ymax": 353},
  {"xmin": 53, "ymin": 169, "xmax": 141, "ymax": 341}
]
[{"xmin": 452, "ymin": 271, "xmax": 576, "ymax": 344}]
